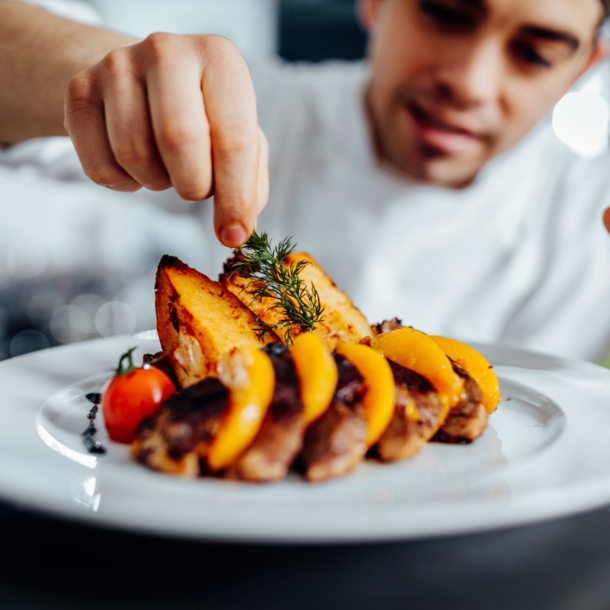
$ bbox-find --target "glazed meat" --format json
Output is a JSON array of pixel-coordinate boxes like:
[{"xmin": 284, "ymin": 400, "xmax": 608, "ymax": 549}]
[
  {"xmin": 229, "ymin": 344, "xmax": 306, "ymax": 482},
  {"xmin": 132, "ymin": 378, "xmax": 229, "ymax": 476},
  {"xmin": 376, "ymin": 360, "xmax": 445, "ymax": 461},
  {"xmin": 433, "ymin": 360, "xmax": 488, "ymax": 444},
  {"xmin": 299, "ymin": 354, "xmax": 367, "ymax": 482}
]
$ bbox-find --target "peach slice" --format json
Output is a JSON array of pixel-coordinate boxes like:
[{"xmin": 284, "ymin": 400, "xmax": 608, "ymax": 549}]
[
  {"xmin": 430, "ymin": 336, "xmax": 501, "ymax": 414},
  {"xmin": 291, "ymin": 332, "xmax": 338, "ymax": 426},
  {"xmin": 207, "ymin": 347, "xmax": 275, "ymax": 471},
  {"xmin": 335, "ymin": 341, "xmax": 395, "ymax": 448},
  {"xmin": 370, "ymin": 327, "xmax": 465, "ymax": 412}
]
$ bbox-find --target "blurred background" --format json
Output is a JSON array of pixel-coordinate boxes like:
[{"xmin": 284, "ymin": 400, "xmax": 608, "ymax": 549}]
[{"xmin": 0, "ymin": 0, "xmax": 608, "ymax": 361}]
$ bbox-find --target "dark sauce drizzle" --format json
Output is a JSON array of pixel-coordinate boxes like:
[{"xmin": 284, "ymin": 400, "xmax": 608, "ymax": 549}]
[{"xmin": 82, "ymin": 392, "xmax": 106, "ymax": 454}]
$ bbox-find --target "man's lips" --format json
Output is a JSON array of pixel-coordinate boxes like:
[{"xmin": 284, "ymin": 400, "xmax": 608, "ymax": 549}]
[{"xmin": 406, "ymin": 102, "xmax": 485, "ymax": 155}]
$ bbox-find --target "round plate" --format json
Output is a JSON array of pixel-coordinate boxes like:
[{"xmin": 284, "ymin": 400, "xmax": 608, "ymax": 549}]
[{"xmin": 1, "ymin": 332, "xmax": 610, "ymax": 543}]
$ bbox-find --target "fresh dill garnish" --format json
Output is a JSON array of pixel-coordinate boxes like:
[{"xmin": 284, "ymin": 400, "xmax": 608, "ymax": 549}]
[{"xmin": 231, "ymin": 231, "xmax": 324, "ymax": 345}]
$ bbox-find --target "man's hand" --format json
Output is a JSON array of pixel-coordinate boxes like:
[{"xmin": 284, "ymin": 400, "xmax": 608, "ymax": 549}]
[{"xmin": 65, "ymin": 33, "xmax": 268, "ymax": 247}]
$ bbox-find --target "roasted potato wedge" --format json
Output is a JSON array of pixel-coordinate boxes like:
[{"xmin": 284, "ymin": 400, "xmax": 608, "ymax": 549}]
[
  {"xmin": 155, "ymin": 255, "xmax": 275, "ymax": 387},
  {"xmin": 220, "ymin": 251, "xmax": 373, "ymax": 349}
]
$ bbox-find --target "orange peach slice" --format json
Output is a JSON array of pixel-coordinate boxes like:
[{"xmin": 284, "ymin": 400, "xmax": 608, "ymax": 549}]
[
  {"xmin": 291, "ymin": 332, "xmax": 338, "ymax": 426},
  {"xmin": 207, "ymin": 347, "xmax": 275, "ymax": 471},
  {"xmin": 370, "ymin": 327, "xmax": 465, "ymax": 412},
  {"xmin": 335, "ymin": 341, "xmax": 395, "ymax": 448},
  {"xmin": 430, "ymin": 336, "xmax": 501, "ymax": 414}
]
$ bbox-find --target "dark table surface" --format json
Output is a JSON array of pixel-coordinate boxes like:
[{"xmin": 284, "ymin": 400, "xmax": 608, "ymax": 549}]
[{"xmin": 2, "ymin": 499, "xmax": 610, "ymax": 610}]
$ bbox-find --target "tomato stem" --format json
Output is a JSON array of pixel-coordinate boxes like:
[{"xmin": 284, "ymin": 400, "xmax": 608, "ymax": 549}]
[{"xmin": 116, "ymin": 347, "xmax": 138, "ymax": 376}]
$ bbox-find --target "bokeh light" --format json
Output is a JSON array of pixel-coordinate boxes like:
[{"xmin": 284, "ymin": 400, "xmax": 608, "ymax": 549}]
[
  {"xmin": 10, "ymin": 329, "xmax": 50, "ymax": 357},
  {"xmin": 95, "ymin": 301, "xmax": 137, "ymax": 337},
  {"xmin": 553, "ymin": 91, "xmax": 609, "ymax": 158}
]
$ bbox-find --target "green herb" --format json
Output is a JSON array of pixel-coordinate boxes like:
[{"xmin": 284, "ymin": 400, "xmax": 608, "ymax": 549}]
[
  {"xmin": 115, "ymin": 347, "xmax": 138, "ymax": 376},
  {"xmin": 231, "ymin": 231, "xmax": 324, "ymax": 345}
]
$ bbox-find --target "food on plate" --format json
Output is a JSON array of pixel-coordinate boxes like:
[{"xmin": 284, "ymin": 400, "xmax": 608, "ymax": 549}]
[
  {"xmin": 334, "ymin": 341, "xmax": 395, "ymax": 448},
  {"xmin": 207, "ymin": 347, "xmax": 275, "ymax": 471},
  {"xmin": 370, "ymin": 325, "xmax": 490, "ymax": 444},
  {"xmin": 430, "ymin": 335, "xmax": 501, "ymax": 413},
  {"xmin": 132, "ymin": 377, "xmax": 229, "ymax": 476},
  {"xmin": 102, "ymin": 347, "xmax": 176, "ymax": 444},
  {"xmin": 375, "ymin": 360, "xmax": 444, "ymax": 461},
  {"xmin": 290, "ymin": 332, "xmax": 338, "ymax": 426},
  {"xmin": 433, "ymin": 360, "xmax": 488, "ymax": 444},
  {"xmin": 370, "ymin": 326, "xmax": 465, "ymax": 410},
  {"xmin": 227, "ymin": 344, "xmax": 305, "ymax": 482},
  {"xmin": 123, "ymin": 232, "xmax": 501, "ymax": 482},
  {"xmin": 155, "ymin": 255, "xmax": 274, "ymax": 388},
  {"xmin": 220, "ymin": 233, "xmax": 372, "ymax": 349},
  {"xmin": 299, "ymin": 351, "xmax": 367, "ymax": 482}
]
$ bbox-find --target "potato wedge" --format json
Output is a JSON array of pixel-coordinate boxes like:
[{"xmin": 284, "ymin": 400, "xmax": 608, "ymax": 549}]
[
  {"xmin": 155, "ymin": 255, "xmax": 275, "ymax": 387},
  {"xmin": 221, "ymin": 251, "xmax": 373, "ymax": 349}
]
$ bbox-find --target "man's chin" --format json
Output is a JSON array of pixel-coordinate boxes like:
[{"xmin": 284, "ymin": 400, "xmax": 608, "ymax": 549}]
[{"xmin": 397, "ymin": 152, "xmax": 484, "ymax": 189}]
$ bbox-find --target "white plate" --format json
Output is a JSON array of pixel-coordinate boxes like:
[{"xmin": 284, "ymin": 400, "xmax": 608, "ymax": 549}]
[{"xmin": 1, "ymin": 332, "xmax": 610, "ymax": 543}]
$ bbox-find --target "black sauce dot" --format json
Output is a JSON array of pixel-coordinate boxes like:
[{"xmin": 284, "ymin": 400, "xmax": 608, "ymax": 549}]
[{"xmin": 82, "ymin": 393, "xmax": 106, "ymax": 454}]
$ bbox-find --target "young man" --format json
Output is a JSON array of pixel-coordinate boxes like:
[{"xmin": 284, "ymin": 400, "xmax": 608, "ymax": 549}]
[{"xmin": 1, "ymin": 0, "xmax": 610, "ymax": 359}]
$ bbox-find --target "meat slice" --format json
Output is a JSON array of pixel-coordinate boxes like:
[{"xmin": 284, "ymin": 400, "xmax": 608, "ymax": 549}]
[
  {"xmin": 376, "ymin": 360, "xmax": 445, "ymax": 461},
  {"xmin": 433, "ymin": 361, "xmax": 488, "ymax": 444},
  {"xmin": 132, "ymin": 378, "xmax": 229, "ymax": 476},
  {"xmin": 373, "ymin": 318, "xmax": 405, "ymax": 335},
  {"xmin": 299, "ymin": 354, "xmax": 367, "ymax": 482},
  {"xmin": 229, "ymin": 344, "xmax": 305, "ymax": 482}
]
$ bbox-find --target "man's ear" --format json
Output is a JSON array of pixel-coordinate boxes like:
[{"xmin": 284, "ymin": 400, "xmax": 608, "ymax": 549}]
[{"xmin": 357, "ymin": 0, "xmax": 385, "ymax": 32}]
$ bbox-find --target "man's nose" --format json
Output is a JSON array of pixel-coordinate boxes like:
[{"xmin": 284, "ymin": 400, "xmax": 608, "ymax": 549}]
[{"xmin": 433, "ymin": 39, "xmax": 502, "ymax": 109}]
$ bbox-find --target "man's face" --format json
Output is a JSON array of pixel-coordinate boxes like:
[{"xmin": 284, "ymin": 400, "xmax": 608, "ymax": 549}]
[{"xmin": 364, "ymin": 0, "xmax": 607, "ymax": 187}]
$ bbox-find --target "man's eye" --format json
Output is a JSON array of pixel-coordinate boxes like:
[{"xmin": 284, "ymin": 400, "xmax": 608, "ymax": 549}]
[
  {"xmin": 419, "ymin": 1, "xmax": 476, "ymax": 30},
  {"xmin": 511, "ymin": 40, "xmax": 552, "ymax": 68}
]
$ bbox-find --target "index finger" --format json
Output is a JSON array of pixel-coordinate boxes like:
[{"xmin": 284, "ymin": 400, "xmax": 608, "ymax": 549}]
[{"xmin": 200, "ymin": 38, "xmax": 261, "ymax": 247}]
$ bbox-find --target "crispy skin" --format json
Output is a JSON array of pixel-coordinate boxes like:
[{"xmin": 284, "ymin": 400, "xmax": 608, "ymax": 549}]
[
  {"xmin": 155, "ymin": 255, "xmax": 274, "ymax": 388},
  {"xmin": 220, "ymin": 251, "xmax": 373, "ymax": 350},
  {"xmin": 433, "ymin": 361, "xmax": 488, "ymax": 444},
  {"xmin": 376, "ymin": 361, "xmax": 445, "ymax": 461},
  {"xmin": 299, "ymin": 354, "xmax": 367, "ymax": 482},
  {"xmin": 229, "ymin": 344, "xmax": 305, "ymax": 482},
  {"xmin": 132, "ymin": 378, "xmax": 229, "ymax": 477}
]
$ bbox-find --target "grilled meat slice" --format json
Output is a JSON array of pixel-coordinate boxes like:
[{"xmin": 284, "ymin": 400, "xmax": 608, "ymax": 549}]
[
  {"xmin": 132, "ymin": 378, "xmax": 229, "ymax": 476},
  {"xmin": 433, "ymin": 361, "xmax": 487, "ymax": 444},
  {"xmin": 376, "ymin": 360, "xmax": 445, "ymax": 461},
  {"xmin": 229, "ymin": 344, "xmax": 305, "ymax": 482},
  {"xmin": 373, "ymin": 318, "xmax": 405, "ymax": 335},
  {"xmin": 299, "ymin": 354, "xmax": 367, "ymax": 482}
]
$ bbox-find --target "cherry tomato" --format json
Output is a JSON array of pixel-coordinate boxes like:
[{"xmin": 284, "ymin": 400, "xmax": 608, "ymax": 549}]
[{"xmin": 102, "ymin": 347, "xmax": 176, "ymax": 444}]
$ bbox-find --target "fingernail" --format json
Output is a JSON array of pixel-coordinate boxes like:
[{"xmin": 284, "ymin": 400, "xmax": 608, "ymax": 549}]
[{"xmin": 219, "ymin": 223, "xmax": 247, "ymax": 247}]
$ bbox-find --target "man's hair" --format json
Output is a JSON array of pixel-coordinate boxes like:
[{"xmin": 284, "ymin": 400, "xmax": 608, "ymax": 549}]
[{"xmin": 597, "ymin": 0, "xmax": 610, "ymax": 37}]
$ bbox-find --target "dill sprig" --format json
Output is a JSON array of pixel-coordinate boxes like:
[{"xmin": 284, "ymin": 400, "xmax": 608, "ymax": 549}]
[{"xmin": 231, "ymin": 231, "xmax": 324, "ymax": 345}]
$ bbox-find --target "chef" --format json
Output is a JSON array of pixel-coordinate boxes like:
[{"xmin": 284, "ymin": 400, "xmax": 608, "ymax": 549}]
[{"xmin": 1, "ymin": 0, "xmax": 610, "ymax": 360}]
